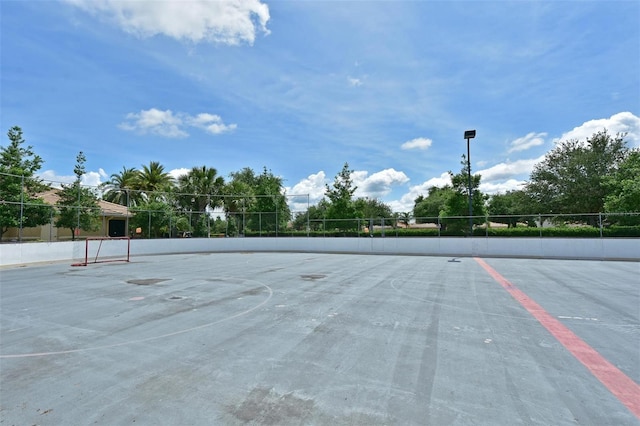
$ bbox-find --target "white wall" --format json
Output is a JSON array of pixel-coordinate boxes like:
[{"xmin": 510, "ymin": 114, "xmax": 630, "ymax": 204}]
[{"xmin": 1, "ymin": 237, "xmax": 638, "ymax": 267}]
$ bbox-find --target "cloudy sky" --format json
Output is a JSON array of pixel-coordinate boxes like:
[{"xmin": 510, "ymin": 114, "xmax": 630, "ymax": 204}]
[{"xmin": 2, "ymin": 0, "xmax": 639, "ymax": 213}]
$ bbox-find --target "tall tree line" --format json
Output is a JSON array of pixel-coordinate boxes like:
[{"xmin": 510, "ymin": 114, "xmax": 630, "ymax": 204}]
[{"xmin": 413, "ymin": 130, "xmax": 639, "ymax": 228}]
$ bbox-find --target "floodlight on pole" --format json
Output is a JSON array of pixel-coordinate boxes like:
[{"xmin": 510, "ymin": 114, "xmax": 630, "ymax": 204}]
[{"xmin": 465, "ymin": 130, "xmax": 476, "ymax": 237}]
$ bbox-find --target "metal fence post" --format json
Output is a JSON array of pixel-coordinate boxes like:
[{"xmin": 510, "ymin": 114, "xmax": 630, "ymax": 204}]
[
  {"xmin": 307, "ymin": 194, "xmax": 310, "ymax": 237},
  {"xmin": 537, "ymin": 214, "xmax": 541, "ymax": 238},
  {"xmin": 599, "ymin": 212, "xmax": 603, "ymax": 238},
  {"xmin": 485, "ymin": 214, "xmax": 489, "ymax": 237}
]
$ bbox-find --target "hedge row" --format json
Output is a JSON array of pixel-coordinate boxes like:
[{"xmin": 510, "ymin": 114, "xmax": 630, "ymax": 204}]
[{"xmin": 246, "ymin": 226, "xmax": 640, "ymax": 238}]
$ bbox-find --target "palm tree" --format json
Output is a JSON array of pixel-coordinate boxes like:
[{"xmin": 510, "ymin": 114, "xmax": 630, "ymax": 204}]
[
  {"xmin": 176, "ymin": 166, "xmax": 226, "ymax": 237},
  {"xmin": 222, "ymin": 179, "xmax": 253, "ymax": 235},
  {"xmin": 398, "ymin": 212, "xmax": 412, "ymax": 228},
  {"xmin": 137, "ymin": 161, "xmax": 175, "ymax": 201},
  {"xmin": 100, "ymin": 166, "xmax": 140, "ymax": 206},
  {"xmin": 177, "ymin": 166, "xmax": 225, "ymax": 212}
]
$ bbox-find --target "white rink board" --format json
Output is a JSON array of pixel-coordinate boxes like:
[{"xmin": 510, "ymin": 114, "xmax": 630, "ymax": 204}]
[{"xmin": 2, "ymin": 237, "xmax": 638, "ymax": 266}]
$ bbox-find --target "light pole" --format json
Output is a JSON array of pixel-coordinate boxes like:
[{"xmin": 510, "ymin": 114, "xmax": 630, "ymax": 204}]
[{"xmin": 464, "ymin": 130, "xmax": 476, "ymax": 237}]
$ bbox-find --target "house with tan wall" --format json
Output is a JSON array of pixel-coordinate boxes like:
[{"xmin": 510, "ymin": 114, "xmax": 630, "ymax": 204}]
[{"xmin": 3, "ymin": 189, "xmax": 132, "ymax": 242}]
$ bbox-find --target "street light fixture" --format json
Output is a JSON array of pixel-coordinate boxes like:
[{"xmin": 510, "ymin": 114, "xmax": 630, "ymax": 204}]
[{"xmin": 464, "ymin": 130, "xmax": 476, "ymax": 237}]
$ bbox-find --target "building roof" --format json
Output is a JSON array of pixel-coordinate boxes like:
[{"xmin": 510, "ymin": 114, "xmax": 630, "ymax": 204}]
[{"xmin": 39, "ymin": 189, "xmax": 131, "ymax": 217}]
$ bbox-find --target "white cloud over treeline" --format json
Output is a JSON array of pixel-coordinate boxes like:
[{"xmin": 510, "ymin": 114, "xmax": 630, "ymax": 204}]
[
  {"xmin": 554, "ymin": 112, "xmax": 640, "ymax": 147},
  {"xmin": 285, "ymin": 168, "xmax": 409, "ymax": 212}
]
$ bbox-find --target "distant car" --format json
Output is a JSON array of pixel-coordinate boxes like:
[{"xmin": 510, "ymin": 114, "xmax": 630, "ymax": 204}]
[{"xmin": 178, "ymin": 231, "xmax": 192, "ymax": 238}]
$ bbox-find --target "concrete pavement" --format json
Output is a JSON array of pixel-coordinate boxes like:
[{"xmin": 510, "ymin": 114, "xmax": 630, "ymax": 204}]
[{"xmin": 1, "ymin": 253, "xmax": 638, "ymax": 425}]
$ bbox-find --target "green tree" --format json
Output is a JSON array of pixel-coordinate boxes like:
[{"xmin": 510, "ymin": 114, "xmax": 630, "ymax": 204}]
[
  {"xmin": 604, "ymin": 150, "xmax": 640, "ymax": 223},
  {"xmin": 413, "ymin": 186, "xmax": 454, "ymax": 224},
  {"xmin": 0, "ymin": 126, "xmax": 51, "ymax": 240},
  {"xmin": 440, "ymin": 157, "xmax": 486, "ymax": 234},
  {"xmin": 137, "ymin": 161, "xmax": 175, "ymax": 201},
  {"xmin": 226, "ymin": 167, "xmax": 290, "ymax": 234},
  {"xmin": 101, "ymin": 166, "xmax": 141, "ymax": 206},
  {"xmin": 250, "ymin": 167, "xmax": 290, "ymax": 233},
  {"xmin": 177, "ymin": 166, "xmax": 225, "ymax": 237},
  {"xmin": 487, "ymin": 190, "xmax": 535, "ymax": 227},
  {"xmin": 130, "ymin": 200, "xmax": 176, "ymax": 238},
  {"xmin": 222, "ymin": 177, "xmax": 254, "ymax": 236},
  {"xmin": 354, "ymin": 197, "xmax": 393, "ymax": 226},
  {"xmin": 292, "ymin": 199, "xmax": 329, "ymax": 231},
  {"xmin": 55, "ymin": 152, "xmax": 101, "ymax": 240},
  {"xmin": 397, "ymin": 211, "xmax": 412, "ymax": 228},
  {"xmin": 526, "ymin": 130, "xmax": 629, "ymax": 222},
  {"xmin": 325, "ymin": 163, "xmax": 360, "ymax": 231}
]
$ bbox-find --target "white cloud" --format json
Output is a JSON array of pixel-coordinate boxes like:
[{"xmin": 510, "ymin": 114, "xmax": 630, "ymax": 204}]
[
  {"xmin": 285, "ymin": 171, "xmax": 328, "ymax": 211},
  {"xmin": 353, "ymin": 168, "xmax": 410, "ymax": 199},
  {"xmin": 401, "ymin": 137, "xmax": 433, "ymax": 151},
  {"xmin": 348, "ymin": 77, "xmax": 363, "ymax": 87},
  {"xmin": 119, "ymin": 108, "xmax": 237, "ymax": 138},
  {"xmin": 554, "ymin": 112, "xmax": 640, "ymax": 147},
  {"xmin": 508, "ymin": 132, "xmax": 547, "ymax": 153},
  {"xmin": 119, "ymin": 108, "xmax": 188, "ymax": 138},
  {"xmin": 82, "ymin": 168, "xmax": 108, "ymax": 187},
  {"xmin": 169, "ymin": 168, "xmax": 190, "ymax": 180},
  {"xmin": 65, "ymin": 0, "xmax": 270, "ymax": 45},
  {"xmin": 187, "ymin": 113, "xmax": 238, "ymax": 135},
  {"xmin": 479, "ymin": 179, "xmax": 526, "ymax": 195},
  {"xmin": 39, "ymin": 170, "xmax": 75, "ymax": 188},
  {"xmin": 39, "ymin": 169, "xmax": 107, "ymax": 189},
  {"xmin": 390, "ymin": 172, "xmax": 452, "ymax": 213},
  {"xmin": 477, "ymin": 157, "xmax": 544, "ymax": 182},
  {"xmin": 285, "ymin": 168, "xmax": 410, "ymax": 211}
]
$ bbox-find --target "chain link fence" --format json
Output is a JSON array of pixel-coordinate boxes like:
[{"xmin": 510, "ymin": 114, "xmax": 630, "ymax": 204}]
[
  {"xmin": 2, "ymin": 172, "xmax": 639, "ymax": 242},
  {"xmin": 3, "ymin": 201, "xmax": 638, "ymax": 242}
]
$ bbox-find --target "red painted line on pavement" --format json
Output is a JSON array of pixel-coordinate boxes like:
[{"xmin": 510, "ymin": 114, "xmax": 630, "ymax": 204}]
[{"xmin": 474, "ymin": 257, "xmax": 640, "ymax": 419}]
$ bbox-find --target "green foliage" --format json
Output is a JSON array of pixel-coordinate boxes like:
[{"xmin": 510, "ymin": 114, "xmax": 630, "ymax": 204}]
[
  {"xmin": 211, "ymin": 216, "xmax": 228, "ymax": 235},
  {"xmin": 604, "ymin": 150, "xmax": 640, "ymax": 219},
  {"xmin": 129, "ymin": 200, "xmax": 177, "ymax": 238},
  {"xmin": 487, "ymin": 190, "xmax": 535, "ymax": 227},
  {"xmin": 325, "ymin": 163, "xmax": 360, "ymax": 230},
  {"xmin": 293, "ymin": 223, "xmax": 638, "ymax": 238},
  {"xmin": 0, "ymin": 126, "xmax": 51, "ymax": 239},
  {"xmin": 177, "ymin": 166, "xmax": 225, "ymax": 211},
  {"xmin": 252, "ymin": 167, "xmax": 291, "ymax": 232},
  {"xmin": 447, "ymin": 157, "xmax": 486, "ymax": 216},
  {"xmin": 222, "ymin": 177, "xmax": 253, "ymax": 235},
  {"xmin": 377, "ymin": 227, "xmax": 440, "ymax": 237},
  {"xmin": 137, "ymin": 161, "xmax": 175, "ymax": 201},
  {"xmin": 483, "ymin": 225, "xmax": 640, "ymax": 238},
  {"xmin": 414, "ymin": 186, "xmax": 452, "ymax": 223},
  {"xmin": 526, "ymin": 130, "xmax": 629, "ymax": 222},
  {"xmin": 397, "ymin": 212, "xmax": 412, "ymax": 228},
  {"xmin": 54, "ymin": 152, "xmax": 101, "ymax": 240},
  {"xmin": 354, "ymin": 197, "xmax": 393, "ymax": 225},
  {"xmin": 176, "ymin": 166, "xmax": 225, "ymax": 237},
  {"xmin": 412, "ymin": 157, "xmax": 486, "ymax": 235},
  {"xmin": 101, "ymin": 166, "xmax": 141, "ymax": 206},
  {"xmin": 226, "ymin": 167, "xmax": 291, "ymax": 234},
  {"xmin": 291, "ymin": 199, "xmax": 329, "ymax": 231}
]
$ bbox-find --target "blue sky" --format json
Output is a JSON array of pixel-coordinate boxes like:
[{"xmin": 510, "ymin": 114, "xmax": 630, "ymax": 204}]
[{"xmin": 2, "ymin": 0, "xmax": 639, "ymax": 213}]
